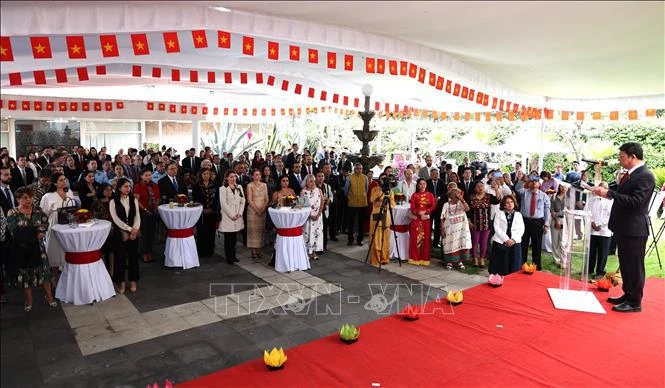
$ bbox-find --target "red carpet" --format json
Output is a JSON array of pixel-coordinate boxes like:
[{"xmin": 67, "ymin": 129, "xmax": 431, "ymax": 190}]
[{"xmin": 183, "ymin": 273, "xmax": 665, "ymax": 387}]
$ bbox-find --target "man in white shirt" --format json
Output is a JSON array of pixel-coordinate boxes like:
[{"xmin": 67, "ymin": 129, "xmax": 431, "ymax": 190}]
[
  {"xmin": 588, "ymin": 181, "xmax": 614, "ymax": 279},
  {"xmin": 396, "ymin": 168, "xmax": 417, "ymax": 202}
]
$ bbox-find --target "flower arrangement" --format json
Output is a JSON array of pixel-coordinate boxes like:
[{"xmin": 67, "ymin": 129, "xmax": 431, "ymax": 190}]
[
  {"xmin": 394, "ymin": 192, "xmax": 406, "ymax": 205},
  {"xmin": 447, "ymin": 290, "xmax": 463, "ymax": 305},
  {"xmin": 594, "ymin": 277, "xmax": 613, "ymax": 292},
  {"xmin": 522, "ymin": 262, "xmax": 537, "ymax": 274},
  {"xmin": 74, "ymin": 209, "xmax": 92, "ymax": 223},
  {"xmin": 488, "ymin": 274, "xmax": 503, "ymax": 287},
  {"xmin": 176, "ymin": 194, "xmax": 188, "ymax": 207},
  {"xmin": 263, "ymin": 347, "xmax": 287, "ymax": 371},
  {"xmin": 399, "ymin": 304, "xmax": 421, "ymax": 321},
  {"xmin": 339, "ymin": 324, "xmax": 360, "ymax": 344},
  {"xmin": 280, "ymin": 195, "xmax": 295, "ymax": 208}
]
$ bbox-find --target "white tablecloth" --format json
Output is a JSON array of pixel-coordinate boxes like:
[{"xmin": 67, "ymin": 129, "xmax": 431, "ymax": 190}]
[
  {"xmin": 269, "ymin": 207, "xmax": 311, "ymax": 273},
  {"xmin": 52, "ymin": 220, "xmax": 115, "ymax": 305},
  {"xmin": 389, "ymin": 205, "xmax": 411, "ymax": 261},
  {"xmin": 158, "ymin": 204, "xmax": 203, "ymax": 269}
]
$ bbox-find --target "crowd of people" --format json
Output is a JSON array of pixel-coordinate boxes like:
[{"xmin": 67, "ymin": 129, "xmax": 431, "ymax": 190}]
[{"xmin": 0, "ymin": 142, "xmax": 661, "ymax": 312}]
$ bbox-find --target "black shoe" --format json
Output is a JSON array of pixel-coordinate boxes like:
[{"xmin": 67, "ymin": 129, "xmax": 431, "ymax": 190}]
[
  {"xmin": 612, "ymin": 302, "xmax": 641, "ymax": 313},
  {"xmin": 347, "ymin": 241, "xmax": 353, "ymax": 246},
  {"xmin": 232, "ymin": 258, "xmax": 240, "ymax": 262},
  {"xmin": 607, "ymin": 295, "xmax": 625, "ymax": 305},
  {"xmin": 226, "ymin": 261, "xmax": 234, "ymax": 265},
  {"xmin": 330, "ymin": 237, "xmax": 339, "ymax": 241},
  {"xmin": 356, "ymin": 241, "xmax": 363, "ymax": 246}
]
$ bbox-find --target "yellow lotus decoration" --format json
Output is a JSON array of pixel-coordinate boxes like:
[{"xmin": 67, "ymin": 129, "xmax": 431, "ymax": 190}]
[
  {"xmin": 521, "ymin": 262, "xmax": 537, "ymax": 274},
  {"xmin": 263, "ymin": 347, "xmax": 287, "ymax": 369},
  {"xmin": 339, "ymin": 324, "xmax": 360, "ymax": 342},
  {"xmin": 447, "ymin": 290, "xmax": 463, "ymax": 305}
]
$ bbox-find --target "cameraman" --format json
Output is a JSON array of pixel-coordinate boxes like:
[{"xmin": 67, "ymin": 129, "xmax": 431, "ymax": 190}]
[{"xmin": 368, "ymin": 173, "xmax": 396, "ymax": 266}]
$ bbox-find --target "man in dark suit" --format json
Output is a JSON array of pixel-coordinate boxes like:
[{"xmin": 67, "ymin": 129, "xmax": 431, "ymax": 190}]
[
  {"xmin": 301, "ymin": 154, "xmax": 318, "ymax": 178},
  {"xmin": 591, "ymin": 142, "xmax": 655, "ymax": 313},
  {"xmin": 457, "ymin": 157, "xmax": 472, "ymax": 179},
  {"xmin": 158, "ymin": 161, "xmax": 187, "ymax": 201},
  {"xmin": 471, "ymin": 152, "xmax": 488, "ymax": 181},
  {"xmin": 285, "ymin": 143, "xmax": 299, "ymax": 171},
  {"xmin": 271, "ymin": 160, "xmax": 287, "ymax": 181},
  {"xmin": 460, "ymin": 167, "xmax": 477, "ymax": 202},
  {"xmin": 181, "ymin": 148, "xmax": 201, "ymax": 174},
  {"xmin": 510, "ymin": 161, "xmax": 523, "ymax": 185},
  {"xmin": 288, "ymin": 163, "xmax": 304, "ymax": 195},
  {"xmin": 427, "ymin": 168, "xmax": 447, "ymax": 247},
  {"xmin": 0, "ymin": 166, "xmax": 17, "ymax": 214},
  {"xmin": 10, "ymin": 155, "xmax": 36, "ymax": 191},
  {"xmin": 36, "ymin": 147, "xmax": 52, "ymax": 168}
]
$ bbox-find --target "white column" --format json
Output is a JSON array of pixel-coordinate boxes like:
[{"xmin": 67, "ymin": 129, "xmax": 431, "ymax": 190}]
[
  {"xmin": 140, "ymin": 120, "xmax": 146, "ymax": 148},
  {"xmin": 79, "ymin": 121, "xmax": 87, "ymax": 148},
  {"xmin": 192, "ymin": 120, "xmax": 200, "ymax": 154},
  {"xmin": 7, "ymin": 118, "xmax": 16, "ymax": 157},
  {"xmin": 158, "ymin": 121, "xmax": 163, "ymax": 148}
]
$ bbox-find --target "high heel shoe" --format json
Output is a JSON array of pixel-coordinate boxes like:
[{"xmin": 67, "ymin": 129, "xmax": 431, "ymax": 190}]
[{"xmin": 44, "ymin": 296, "xmax": 58, "ymax": 308}]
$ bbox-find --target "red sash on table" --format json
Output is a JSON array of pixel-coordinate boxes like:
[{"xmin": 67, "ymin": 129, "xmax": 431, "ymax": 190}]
[
  {"xmin": 276, "ymin": 227, "xmax": 303, "ymax": 237},
  {"xmin": 390, "ymin": 224, "xmax": 409, "ymax": 233},
  {"xmin": 65, "ymin": 250, "xmax": 102, "ymax": 264},
  {"xmin": 167, "ymin": 227, "xmax": 194, "ymax": 238}
]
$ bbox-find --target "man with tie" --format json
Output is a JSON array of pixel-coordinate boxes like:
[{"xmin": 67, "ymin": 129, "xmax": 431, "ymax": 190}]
[
  {"xmin": 158, "ymin": 162, "xmax": 187, "ymax": 201},
  {"xmin": 285, "ymin": 143, "xmax": 299, "ymax": 171},
  {"xmin": 272, "ymin": 160, "xmax": 286, "ymax": 181},
  {"xmin": 288, "ymin": 163, "xmax": 304, "ymax": 195},
  {"xmin": 460, "ymin": 168, "xmax": 476, "ymax": 202},
  {"xmin": 515, "ymin": 177, "xmax": 551, "ymax": 270},
  {"xmin": 10, "ymin": 155, "xmax": 36, "ymax": 191},
  {"xmin": 591, "ymin": 142, "xmax": 655, "ymax": 313},
  {"xmin": 457, "ymin": 157, "xmax": 472, "ymax": 179},
  {"xmin": 301, "ymin": 154, "xmax": 318, "ymax": 177},
  {"xmin": 427, "ymin": 168, "xmax": 447, "ymax": 247},
  {"xmin": 182, "ymin": 148, "xmax": 202, "ymax": 174},
  {"xmin": 1, "ymin": 166, "xmax": 17, "ymax": 213}
]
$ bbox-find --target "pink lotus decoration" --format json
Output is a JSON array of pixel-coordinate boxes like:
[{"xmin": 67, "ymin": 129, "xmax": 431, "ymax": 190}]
[
  {"xmin": 147, "ymin": 380, "xmax": 173, "ymax": 388},
  {"xmin": 488, "ymin": 274, "xmax": 503, "ymax": 287},
  {"xmin": 247, "ymin": 131, "xmax": 253, "ymax": 140}
]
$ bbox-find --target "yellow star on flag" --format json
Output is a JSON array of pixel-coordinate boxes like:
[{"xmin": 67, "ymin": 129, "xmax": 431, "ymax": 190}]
[
  {"xmin": 103, "ymin": 42, "xmax": 114, "ymax": 52},
  {"xmin": 245, "ymin": 43, "xmax": 252, "ymax": 51},
  {"xmin": 368, "ymin": 62, "xmax": 374, "ymax": 69},
  {"xmin": 0, "ymin": 46, "xmax": 6, "ymax": 56},
  {"xmin": 220, "ymin": 36, "xmax": 227, "ymax": 44},
  {"xmin": 135, "ymin": 41, "xmax": 145, "ymax": 51},
  {"xmin": 70, "ymin": 44, "xmax": 81, "ymax": 54},
  {"xmin": 291, "ymin": 49, "xmax": 298, "ymax": 57},
  {"xmin": 269, "ymin": 48, "xmax": 276, "ymax": 55},
  {"xmin": 34, "ymin": 43, "xmax": 46, "ymax": 54},
  {"xmin": 329, "ymin": 58, "xmax": 335, "ymax": 65},
  {"xmin": 310, "ymin": 52, "xmax": 316, "ymax": 60},
  {"xmin": 378, "ymin": 63, "xmax": 384, "ymax": 71},
  {"xmin": 167, "ymin": 40, "xmax": 176, "ymax": 48},
  {"xmin": 195, "ymin": 35, "xmax": 204, "ymax": 44},
  {"xmin": 390, "ymin": 65, "xmax": 396, "ymax": 72},
  {"xmin": 346, "ymin": 60, "xmax": 351, "ymax": 67}
]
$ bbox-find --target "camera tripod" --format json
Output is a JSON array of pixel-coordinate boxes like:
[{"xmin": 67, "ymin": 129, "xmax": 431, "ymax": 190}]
[
  {"xmin": 646, "ymin": 191, "xmax": 664, "ymax": 269},
  {"xmin": 364, "ymin": 190, "xmax": 403, "ymax": 272}
]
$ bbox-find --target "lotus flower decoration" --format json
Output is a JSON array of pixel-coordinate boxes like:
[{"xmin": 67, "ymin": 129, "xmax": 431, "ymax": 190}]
[
  {"xmin": 488, "ymin": 274, "xmax": 503, "ymax": 287},
  {"xmin": 399, "ymin": 304, "xmax": 421, "ymax": 321},
  {"xmin": 595, "ymin": 277, "xmax": 612, "ymax": 292},
  {"xmin": 522, "ymin": 262, "xmax": 537, "ymax": 274},
  {"xmin": 447, "ymin": 290, "xmax": 463, "ymax": 305},
  {"xmin": 339, "ymin": 324, "xmax": 360, "ymax": 343},
  {"xmin": 263, "ymin": 347, "xmax": 287, "ymax": 371}
]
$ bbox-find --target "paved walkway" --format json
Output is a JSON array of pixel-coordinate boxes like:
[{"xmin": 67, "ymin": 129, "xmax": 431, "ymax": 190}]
[{"xmin": 1, "ymin": 238, "xmax": 485, "ymax": 387}]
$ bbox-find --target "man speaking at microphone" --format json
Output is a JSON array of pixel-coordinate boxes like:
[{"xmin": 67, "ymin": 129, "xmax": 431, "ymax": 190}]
[{"xmin": 590, "ymin": 143, "xmax": 655, "ymax": 313}]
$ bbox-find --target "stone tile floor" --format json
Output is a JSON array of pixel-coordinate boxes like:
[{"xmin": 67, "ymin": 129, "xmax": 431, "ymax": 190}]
[{"xmin": 1, "ymin": 237, "xmax": 485, "ymax": 387}]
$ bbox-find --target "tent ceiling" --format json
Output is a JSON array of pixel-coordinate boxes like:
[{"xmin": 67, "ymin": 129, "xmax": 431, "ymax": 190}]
[
  {"xmin": 0, "ymin": 1, "xmax": 663, "ymax": 110},
  {"xmin": 216, "ymin": 1, "xmax": 665, "ymax": 99}
]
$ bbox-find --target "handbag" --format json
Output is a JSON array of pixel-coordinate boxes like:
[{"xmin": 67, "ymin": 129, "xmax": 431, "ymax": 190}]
[{"xmin": 57, "ymin": 197, "xmax": 79, "ymax": 225}]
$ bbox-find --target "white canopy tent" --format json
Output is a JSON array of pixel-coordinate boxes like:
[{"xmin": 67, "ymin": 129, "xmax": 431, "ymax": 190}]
[{"xmin": 0, "ymin": 1, "xmax": 663, "ymax": 156}]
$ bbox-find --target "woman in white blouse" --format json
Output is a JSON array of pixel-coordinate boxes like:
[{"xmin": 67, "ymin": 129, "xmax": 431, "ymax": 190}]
[
  {"xmin": 219, "ymin": 170, "xmax": 246, "ymax": 265},
  {"xmin": 301, "ymin": 174, "xmax": 324, "ymax": 260},
  {"xmin": 39, "ymin": 172, "xmax": 76, "ymax": 285},
  {"xmin": 489, "ymin": 194, "xmax": 525, "ymax": 276},
  {"xmin": 109, "ymin": 178, "xmax": 141, "ymax": 294}
]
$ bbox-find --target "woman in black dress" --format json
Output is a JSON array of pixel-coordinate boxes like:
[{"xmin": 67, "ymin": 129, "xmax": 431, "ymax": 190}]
[
  {"xmin": 5, "ymin": 187, "xmax": 58, "ymax": 311},
  {"xmin": 92, "ymin": 184, "xmax": 114, "ymax": 273},
  {"xmin": 192, "ymin": 168, "xmax": 219, "ymax": 258},
  {"xmin": 77, "ymin": 170, "xmax": 98, "ymax": 210}
]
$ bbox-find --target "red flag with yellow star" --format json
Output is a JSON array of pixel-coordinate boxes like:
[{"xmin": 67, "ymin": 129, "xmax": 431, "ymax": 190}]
[
  {"xmin": 436, "ymin": 76, "xmax": 444, "ymax": 90},
  {"xmin": 218, "ymin": 31, "xmax": 231, "ymax": 49},
  {"xmin": 377, "ymin": 59, "xmax": 385, "ymax": 74},
  {"xmin": 99, "ymin": 35, "xmax": 119, "ymax": 57},
  {"xmin": 191, "ymin": 30, "xmax": 208, "ymax": 48},
  {"xmin": 408, "ymin": 63, "xmax": 417, "ymax": 78},
  {"xmin": 327, "ymin": 52, "xmax": 337, "ymax": 69},
  {"xmin": 131, "ymin": 33, "xmax": 149, "ymax": 55},
  {"xmin": 66, "ymin": 36, "xmax": 86, "ymax": 59},
  {"xmin": 163, "ymin": 32, "xmax": 180, "ymax": 53},
  {"xmin": 389, "ymin": 60, "xmax": 398, "ymax": 75},
  {"xmin": 0, "ymin": 36, "xmax": 14, "ymax": 61},
  {"xmin": 344, "ymin": 55, "xmax": 353, "ymax": 71},
  {"xmin": 365, "ymin": 57, "xmax": 375, "ymax": 73},
  {"xmin": 289, "ymin": 45, "xmax": 300, "ymax": 61},
  {"xmin": 30, "ymin": 36, "xmax": 52, "ymax": 59},
  {"xmin": 308, "ymin": 48, "xmax": 318, "ymax": 64},
  {"xmin": 242, "ymin": 36, "xmax": 254, "ymax": 55},
  {"xmin": 268, "ymin": 41, "xmax": 279, "ymax": 60}
]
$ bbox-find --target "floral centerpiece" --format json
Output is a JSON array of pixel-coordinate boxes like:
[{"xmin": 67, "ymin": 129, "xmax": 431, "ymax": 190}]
[
  {"xmin": 488, "ymin": 274, "xmax": 504, "ymax": 288},
  {"xmin": 521, "ymin": 262, "xmax": 537, "ymax": 275},
  {"xmin": 279, "ymin": 195, "xmax": 295, "ymax": 208},
  {"xmin": 74, "ymin": 209, "xmax": 92, "ymax": 223},
  {"xmin": 399, "ymin": 304, "xmax": 421, "ymax": 321},
  {"xmin": 339, "ymin": 324, "xmax": 360, "ymax": 344},
  {"xmin": 394, "ymin": 189, "xmax": 406, "ymax": 205},
  {"xmin": 176, "ymin": 194, "xmax": 188, "ymax": 207},
  {"xmin": 263, "ymin": 347, "xmax": 287, "ymax": 371},
  {"xmin": 447, "ymin": 290, "xmax": 463, "ymax": 305}
]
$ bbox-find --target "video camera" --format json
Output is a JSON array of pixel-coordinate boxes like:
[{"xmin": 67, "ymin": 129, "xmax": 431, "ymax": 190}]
[{"xmin": 381, "ymin": 174, "xmax": 397, "ymax": 194}]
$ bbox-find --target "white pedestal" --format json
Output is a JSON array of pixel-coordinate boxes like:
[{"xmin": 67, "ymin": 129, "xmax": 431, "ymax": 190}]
[{"xmin": 547, "ymin": 288, "xmax": 606, "ymax": 314}]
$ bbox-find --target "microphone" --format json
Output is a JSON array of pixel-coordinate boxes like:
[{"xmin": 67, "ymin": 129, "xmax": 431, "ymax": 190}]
[{"xmin": 582, "ymin": 158, "xmax": 608, "ymax": 166}]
